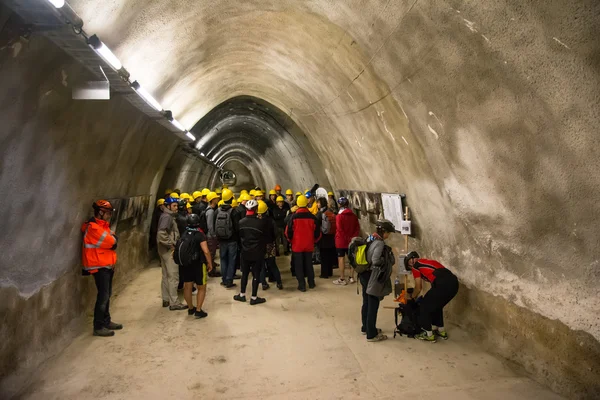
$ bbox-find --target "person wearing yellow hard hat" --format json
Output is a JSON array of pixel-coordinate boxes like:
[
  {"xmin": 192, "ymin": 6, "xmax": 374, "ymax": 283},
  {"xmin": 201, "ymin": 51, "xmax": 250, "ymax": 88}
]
[
  {"xmin": 191, "ymin": 190, "xmax": 206, "ymax": 216},
  {"xmin": 241, "ymin": 189, "xmax": 248, "ymax": 195},
  {"xmin": 237, "ymin": 193, "xmax": 251, "ymax": 219},
  {"xmin": 255, "ymin": 190, "xmax": 264, "ymax": 201},
  {"xmin": 170, "ymin": 192, "xmax": 180, "ymax": 199},
  {"xmin": 215, "ymin": 188, "xmax": 240, "ymax": 288},
  {"xmin": 257, "ymin": 200, "xmax": 283, "ymax": 291},
  {"xmin": 156, "ymin": 198, "xmax": 165, "ymax": 207},
  {"xmin": 327, "ymin": 191, "xmax": 339, "ymax": 213},
  {"xmin": 205, "ymin": 192, "xmax": 222, "ymax": 277},
  {"xmin": 180, "ymin": 193, "xmax": 192, "ymax": 201},
  {"xmin": 285, "ymin": 194, "xmax": 321, "ymax": 292},
  {"xmin": 165, "ymin": 188, "xmax": 174, "ymax": 196},
  {"xmin": 232, "ymin": 199, "xmax": 239, "ymax": 208},
  {"xmin": 285, "ymin": 189, "xmax": 294, "ymax": 206},
  {"xmin": 266, "ymin": 189, "xmax": 278, "ymax": 212},
  {"xmin": 215, "ymin": 188, "xmax": 222, "ymax": 195},
  {"xmin": 272, "ymin": 196, "xmax": 290, "ymax": 256}
]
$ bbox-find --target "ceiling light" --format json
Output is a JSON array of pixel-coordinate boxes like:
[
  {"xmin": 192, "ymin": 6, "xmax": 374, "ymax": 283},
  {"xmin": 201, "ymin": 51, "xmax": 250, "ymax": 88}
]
[
  {"xmin": 185, "ymin": 131, "xmax": 196, "ymax": 141},
  {"xmin": 200, "ymin": 152, "xmax": 205, "ymax": 157},
  {"xmin": 169, "ymin": 118, "xmax": 185, "ymax": 131},
  {"xmin": 88, "ymin": 35, "xmax": 122, "ymax": 71},
  {"xmin": 131, "ymin": 81, "xmax": 163, "ymax": 111},
  {"xmin": 47, "ymin": 0, "xmax": 65, "ymax": 8}
]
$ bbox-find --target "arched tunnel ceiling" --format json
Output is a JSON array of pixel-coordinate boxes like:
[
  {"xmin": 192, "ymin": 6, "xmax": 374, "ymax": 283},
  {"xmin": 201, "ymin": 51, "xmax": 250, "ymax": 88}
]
[{"xmin": 67, "ymin": 0, "xmax": 600, "ymax": 339}]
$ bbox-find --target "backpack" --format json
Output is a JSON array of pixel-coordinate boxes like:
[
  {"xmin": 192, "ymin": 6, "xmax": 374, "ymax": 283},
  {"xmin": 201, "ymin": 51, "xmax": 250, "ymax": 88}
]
[
  {"xmin": 348, "ymin": 237, "xmax": 372, "ymax": 274},
  {"xmin": 394, "ymin": 301, "xmax": 421, "ymax": 337},
  {"xmin": 324, "ymin": 210, "xmax": 336, "ymax": 235},
  {"xmin": 215, "ymin": 207, "xmax": 234, "ymax": 240},
  {"xmin": 198, "ymin": 210, "xmax": 208, "ymax": 234},
  {"xmin": 173, "ymin": 231, "xmax": 201, "ymax": 266}
]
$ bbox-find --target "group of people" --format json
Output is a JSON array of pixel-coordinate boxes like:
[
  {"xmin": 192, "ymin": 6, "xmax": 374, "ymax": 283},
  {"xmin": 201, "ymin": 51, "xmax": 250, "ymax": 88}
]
[{"xmin": 82, "ymin": 185, "xmax": 459, "ymax": 344}]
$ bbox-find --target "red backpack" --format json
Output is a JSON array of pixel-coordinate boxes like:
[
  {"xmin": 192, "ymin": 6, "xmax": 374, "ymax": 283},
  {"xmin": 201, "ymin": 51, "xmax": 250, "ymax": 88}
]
[{"xmin": 324, "ymin": 210, "xmax": 336, "ymax": 235}]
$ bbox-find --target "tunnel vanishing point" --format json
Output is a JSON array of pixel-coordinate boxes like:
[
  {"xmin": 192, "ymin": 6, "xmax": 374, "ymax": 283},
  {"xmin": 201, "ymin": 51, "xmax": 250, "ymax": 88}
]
[{"xmin": 1, "ymin": 0, "xmax": 599, "ymax": 399}]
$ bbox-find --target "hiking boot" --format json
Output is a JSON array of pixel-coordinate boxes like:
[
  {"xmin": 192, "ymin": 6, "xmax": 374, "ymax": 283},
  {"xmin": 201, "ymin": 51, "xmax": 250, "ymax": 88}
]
[
  {"xmin": 169, "ymin": 303, "xmax": 188, "ymax": 311},
  {"xmin": 106, "ymin": 322, "xmax": 123, "ymax": 330},
  {"xmin": 194, "ymin": 309, "xmax": 208, "ymax": 319},
  {"xmin": 225, "ymin": 282, "xmax": 237, "ymax": 289},
  {"xmin": 415, "ymin": 331, "xmax": 437, "ymax": 343},
  {"xmin": 333, "ymin": 278, "xmax": 347, "ymax": 286},
  {"xmin": 233, "ymin": 294, "xmax": 246, "ymax": 302},
  {"xmin": 250, "ymin": 297, "xmax": 266, "ymax": 305},
  {"xmin": 188, "ymin": 307, "xmax": 197, "ymax": 315},
  {"xmin": 277, "ymin": 283, "xmax": 284, "ymax": 290},
  {"xmin": 93, "ymin": 327, "xmax": 115, "ymax": 337},
  {"xmin": 162, "ymin": 301, "xmax": 170, "ymax": 308},
  {"xmin": 367, "ymin": 333, "xmax": 388, "ymax": 342},
  {"xmin": 262, "ymin": 283, "xmax": 270, "ymax": 291},
  {"xmin": 433, "ymin": 330, "xmax": 448, "ymax": 340}
]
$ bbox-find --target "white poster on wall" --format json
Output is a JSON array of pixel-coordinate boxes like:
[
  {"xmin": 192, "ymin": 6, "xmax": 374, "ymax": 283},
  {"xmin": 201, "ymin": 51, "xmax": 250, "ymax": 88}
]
[{"xmin": 381, "ymin": 193, "xmax": 403, "ymax": 232}]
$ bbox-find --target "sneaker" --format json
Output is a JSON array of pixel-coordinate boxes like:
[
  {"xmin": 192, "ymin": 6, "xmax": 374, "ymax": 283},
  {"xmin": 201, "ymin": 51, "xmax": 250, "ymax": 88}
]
[
  {"xmin": 194, "ymin": 309, "xmax": 208, "ymax": 319},
  {"xmin": 250, "ymin": 297, "xmax": 266, "ymax": 305},
  {"xmin": 415, "ymin": 331, "xmax": 437, "ymax": 343},
  {"xmin": 188, "ymin": 307, "xmax": 197, "ymax": 315},
  {"xmin": 277, "ymin": 283, "xmax": 284, "ymax": 290},
  {"xmin": 367, "ymin": 333, "xmax": 388, "ymax": 342},
  {"xmin": 106, "ymin": 322, "xmax": 123, "ymax": 330},
  {"xmin": 349, "ymin": 277, "xmax": 356, "ymax": 284},
  {"xmin": 361, "ymin": 328, "xmax": 382, "ymax": 336},
  {"xmin": 233, "ymin": 294, "xmax": 246, "ymax": 302},
  {"xmin": 169, "ymin": 303, "xmax": 188, "ymax": 311},
  {"xmin": 333, "ymin": 278, "xmax": 347, "ymax": 286},
  {"xmin": 262, "ymin": 283, "xmax": 270, "ymax": 291},
  {"xmin": 93, "ymin": 327, "xmax": 115, "ymax": 337},
  {"xmin": 225, "ymin": 282, "xmax": 237, "ymax": 289},
  {"xmin": 433, "ymin": 330, "xmax": 448, "ymax": 340},
  {"xmin": 162, "ymin": 301, "xmax": 170, "ymax": 308}
]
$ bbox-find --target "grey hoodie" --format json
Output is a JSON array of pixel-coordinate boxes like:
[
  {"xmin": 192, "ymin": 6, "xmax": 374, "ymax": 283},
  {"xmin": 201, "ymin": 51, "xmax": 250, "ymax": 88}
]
[{"xmin": 366, "ymin": 237, "xmax": 395, "ymax": 299}]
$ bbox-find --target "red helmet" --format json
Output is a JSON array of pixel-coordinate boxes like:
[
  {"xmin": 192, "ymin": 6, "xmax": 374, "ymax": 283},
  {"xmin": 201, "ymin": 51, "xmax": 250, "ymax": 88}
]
[{"xmin": 93, "ymin": 200, "xmax": 114, "ymax": 212}]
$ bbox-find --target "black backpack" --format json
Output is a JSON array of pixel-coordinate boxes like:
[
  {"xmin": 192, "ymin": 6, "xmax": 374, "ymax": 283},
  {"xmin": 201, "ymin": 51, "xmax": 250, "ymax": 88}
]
[
  {"xmin": 173, "ymin": 231, "xmax": 201, "ymax": 266},
  {"xmin": 394, "ymin": 301, "xmax": 421, "ymax": 338},
  {"xmin": 215, "ymin": 208, "xmax": 234, "ymax": 240}
]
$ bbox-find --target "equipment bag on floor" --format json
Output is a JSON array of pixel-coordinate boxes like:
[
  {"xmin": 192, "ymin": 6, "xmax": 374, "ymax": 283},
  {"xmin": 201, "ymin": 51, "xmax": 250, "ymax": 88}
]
[{"xmin": 394, "ymin": 300, "xmax": 421, "ymax": 338}]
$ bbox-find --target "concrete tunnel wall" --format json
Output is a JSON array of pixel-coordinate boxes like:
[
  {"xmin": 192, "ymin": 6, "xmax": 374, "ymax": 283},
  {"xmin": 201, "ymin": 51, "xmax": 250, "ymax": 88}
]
[{"xmin": 1, "ymin": 0, "xmax": 600, "ymax": 398}]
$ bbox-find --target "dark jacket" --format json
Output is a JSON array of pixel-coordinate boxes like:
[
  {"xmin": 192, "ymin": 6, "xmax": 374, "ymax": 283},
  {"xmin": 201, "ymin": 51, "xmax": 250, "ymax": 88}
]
[
  {"xmin": 272, "ymin": 206, "xmax": 288, "ymax": 229},
  {"xmin": 285, "ymin": 208, "xmax": 321, "ymax": 253},
  {"xmin": 237, "ymin": 206, "xmax": 247, "ymax": 219},
  {"xmin": 215, "ymin": 204, "xmax": 241, "ymax": 242},
  {"xmin": 191, "ymin": 201, "xmax": 207, "ymax": 216},
  {"xmin": 239, "ymin": 213, "xmax": 267, "ymax": 261},
  {"xmin": 175, "ymin": 211, "xmax": 188, "ymax": 236},
  {"xmin": 335, "ymin": 208, "xmax": 360, "ymax": 249},
  {"xmin": 262, "ymin": 215, "xmax": 277, "ymax": 244}
]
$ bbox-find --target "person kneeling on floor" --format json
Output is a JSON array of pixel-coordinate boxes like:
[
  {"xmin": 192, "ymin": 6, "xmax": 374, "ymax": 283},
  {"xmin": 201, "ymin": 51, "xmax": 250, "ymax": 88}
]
[
  {"xmin": 234, "ymin": 200, "xmax": 267, "ymax": 305},
  {"xmin": 175, "ymin": 214, "xmax": 213, "ymax": 319},
  {"xmin": 362, "ymin": 219, "xmax": 396, "ymax": 342},
  {"xmin": 404, "ymin": 252, "xmax": 459, "ymax": 342}
]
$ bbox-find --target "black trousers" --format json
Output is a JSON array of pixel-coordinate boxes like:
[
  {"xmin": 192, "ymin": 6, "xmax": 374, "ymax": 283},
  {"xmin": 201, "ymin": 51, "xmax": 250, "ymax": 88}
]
[
  {"xmin": 359, "ymin": 271, "xmax": 380, "ymax": 339},
  {"xmin": 241, "ymin": 258, "xmax": 262, "ymax": 297},
  {"xmin": 292, "ymin": 252, "xmax": 315, "ymax": 290},
  {"xmin": 419, "ymin": 269, "xmax": 459, "ymax": 331},
  {"xmin": 319, "ymin": 246, "xmax": 336, "ymax": 277},
  {"xmin": 93, "ymin": 268, "xmax": 114, "ymax": 330},
  {"xmin": 261, "ymin": 257, "xmax": 282, "ymax": 284}
]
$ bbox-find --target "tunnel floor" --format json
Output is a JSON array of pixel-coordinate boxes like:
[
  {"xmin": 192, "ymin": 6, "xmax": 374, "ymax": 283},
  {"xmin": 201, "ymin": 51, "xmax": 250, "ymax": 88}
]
[{"xmin": 20, "ymin": 258, "xmax": 561, "ymax": 400}]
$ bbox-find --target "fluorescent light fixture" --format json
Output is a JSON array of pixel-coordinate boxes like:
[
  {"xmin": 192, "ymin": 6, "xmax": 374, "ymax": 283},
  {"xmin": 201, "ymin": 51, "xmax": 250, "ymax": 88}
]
[
  {"xmin": 131, "ymin": 81, "xmax": 163, "ymax": 111},
  {"xmin": 185, "ymin": 132, "xmax": 196, "ymax": 141},
  {"xmin": 169, "ymin": 118, "xmax": 185, "ymax": 131},
  {"xmin": 47, "ymin": 0, "xmax": 65, "ymax": 8},
  {"xmin": 200, "ymin": 152, "xmax": 205, "ymax": 157},
  {"xmin": 88, "ymin": 35, "xmax": 122, "ymax": 71}
]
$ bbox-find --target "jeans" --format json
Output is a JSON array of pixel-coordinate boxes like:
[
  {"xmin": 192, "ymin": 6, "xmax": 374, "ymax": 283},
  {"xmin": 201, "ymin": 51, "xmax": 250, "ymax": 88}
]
[
  {"xmin": 93, "ymin": 268, "xmax": 114, "ymax": 330},
  {"xmin": 240, "ymin": 258, "xmax": 261, "ymax": 297},
  {"xmin": 219, "ymin": 241, "xmax": 238, "ymax": 283},
  {"xmin": 360, "ymin": 271, "xmax": 380, "ymax": 339},
  {"xmin": 419, "ymin": 269, "xmax": 459, "ymax": 330},
  {"xmin": 293, "ymin": 252, "xmax": 315, "ymax": 290},
  {"xmin": 260, "ymin": 257, "xmax": 282, "ymax": 284}
]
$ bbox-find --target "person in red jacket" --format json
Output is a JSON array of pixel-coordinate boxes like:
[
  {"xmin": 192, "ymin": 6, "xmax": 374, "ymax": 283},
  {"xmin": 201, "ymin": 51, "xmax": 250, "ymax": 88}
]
[
  {"xmin": 285, "ymin": 195, "xmax": 322, "ymax": 292},
  {"xmin": 333, "ymin": 197, "xmax": 360, "ymax": 286},
  {"xmin": 81, "ymin": 200, "xmax": 121, "ymax": 337}
]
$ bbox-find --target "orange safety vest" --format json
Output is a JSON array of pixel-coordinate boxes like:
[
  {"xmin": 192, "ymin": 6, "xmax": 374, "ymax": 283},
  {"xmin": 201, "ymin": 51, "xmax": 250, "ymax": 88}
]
[{"xmin": 81, "ymin": 218, "xmax": 117, "ymax": 273}]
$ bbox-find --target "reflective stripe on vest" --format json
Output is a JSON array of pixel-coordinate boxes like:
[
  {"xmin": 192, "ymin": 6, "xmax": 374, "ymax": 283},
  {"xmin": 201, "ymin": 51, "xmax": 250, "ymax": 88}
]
[
  {"xmin": 83, "ymin": 265, "xmax": 113, "ymax": 271},
  {"xmin": 84, "ymin": 230, "xmax": 108, "ymax": 248}
]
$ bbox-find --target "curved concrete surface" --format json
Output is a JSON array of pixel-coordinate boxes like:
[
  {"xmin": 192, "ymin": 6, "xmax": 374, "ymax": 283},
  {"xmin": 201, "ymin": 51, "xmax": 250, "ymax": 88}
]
[{"xmin": 1, "ymin": 0, "xmax": 600, "ymax": 398}]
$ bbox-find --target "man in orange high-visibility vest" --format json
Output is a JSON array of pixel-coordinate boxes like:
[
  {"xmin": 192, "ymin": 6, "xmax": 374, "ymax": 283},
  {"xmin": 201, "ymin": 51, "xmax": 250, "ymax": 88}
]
[{"xmin": 81, "ymin": 200, "xmax": 122, "ymax": 337}]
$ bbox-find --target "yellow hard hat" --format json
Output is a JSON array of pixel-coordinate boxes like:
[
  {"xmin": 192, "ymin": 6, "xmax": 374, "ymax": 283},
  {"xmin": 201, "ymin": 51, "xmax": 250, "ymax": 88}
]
[
  {"xmin": 285, "ymin": 189, "xmax": 293, "ymax": 195},
  {"xmin": 186, "ymin": 202, "xmax": 192, "ymax": 209},
  {"xmin": 165, "ymin": 188, "xmax": 174, "ymax": 195},
  {"xmin": 291, "ymin": 205, "xmax": 299, "ymax": 213},
  {"xmin": 255, "ymin": 190, "xmax": 264, "ymax": 197},
  {"xmin": 328, "ymin": 191, "xmax": 334, "ymax": 196},
  {"xmin": 269, "ymin": 189, "xmax": 277, "ymax": 195},
  {"xmin": 232, "ymin": 199, "xmax": 239, "ymax": 208},
  {"xmin": 218, "ymin": 199, "xmax": 224, "ymax": 206},
  {"xmin": 192, "ymin": 191, "xmax": 202, "ymax": 200},
  {"xmin": 215, "ymin": 188, "xmax": 222, "ymax": 194},
  {"xmin": 240, "ymin": 193, "xmax": 251, "ymax": 202},
  {"xmin": 156, "ymin": 198, "xmax": 165, "ymax": 206},
  {"xmin": 257, "ymin": 200, "xmax": 268, "ymax": 214},
  {"xmin": 249, "ymin": 189, "xmax": 256, "ymax": 196},
  {"xmin": 202, "ymin": 188, "xmax": 211, "ymax": 196},
  {"xmin": 221, "ymin": 188, "xmax": 234, "ymax": 202},
  {"xmin": 169, "ymin": 192, "xmax": 180, "ymax": 199},
  {"xmin": 180, "ymin": 193, "xmax": 191, "ymax": 200},
  {"xmin": 295, "ymin": 192, "xmax": 302, "ymax": 197},
  {"xmin": 276, "ymin": 196, "xmax": 284, "ymax": 202},
  {"xmin": 207, "ymin": 192, "xmax": 220, "ymax": 202},
  {"xmin": 296, "ymin": 195, "xmax": 308, "ymax": 208},
  {"xmin": 241, "ymin": 189, "xmax": 248, "ymax": 195}
]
